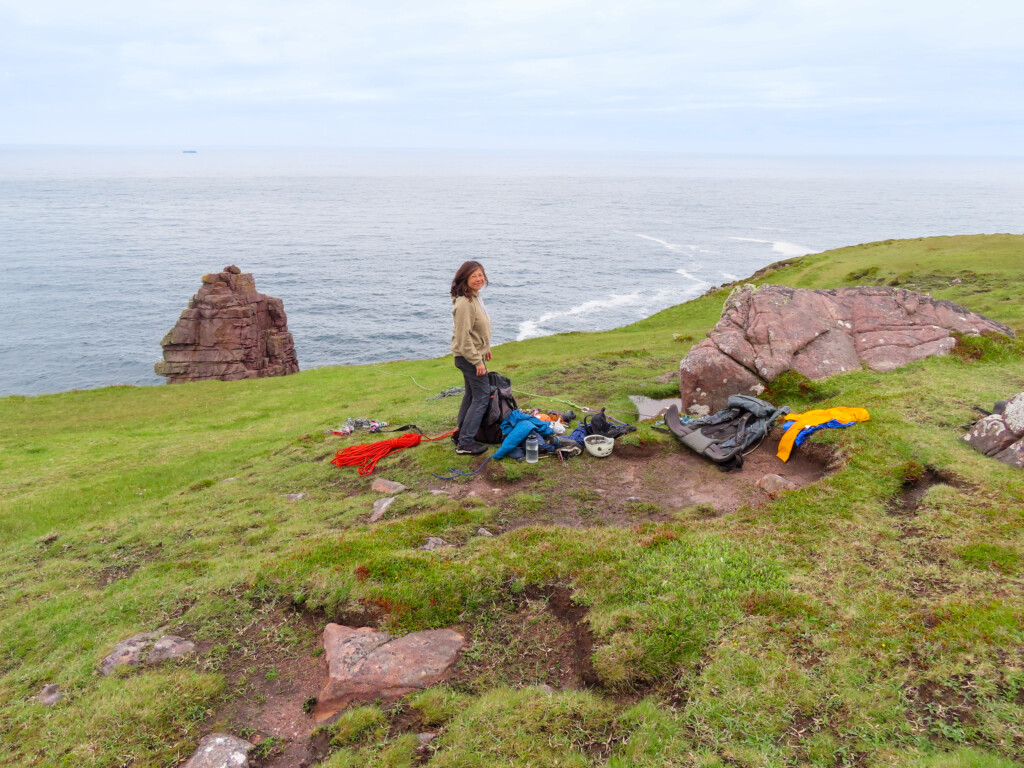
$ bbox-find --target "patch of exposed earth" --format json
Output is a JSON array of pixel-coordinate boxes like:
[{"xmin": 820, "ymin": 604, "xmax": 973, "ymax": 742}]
[{"xmin": 433, "ymin": 431, "xmax": 834, "ymax": 529}]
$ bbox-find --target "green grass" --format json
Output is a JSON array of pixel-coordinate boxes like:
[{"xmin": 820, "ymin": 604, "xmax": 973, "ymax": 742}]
[{"xmin": 1, "ymin": 235, "xmax": 1023, "ymax": 767}]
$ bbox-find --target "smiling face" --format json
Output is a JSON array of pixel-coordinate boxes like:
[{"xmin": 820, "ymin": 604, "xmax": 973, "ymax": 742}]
[{"xmin": 467, "ymin": 268, "xmax": 486, "ymax": 292}]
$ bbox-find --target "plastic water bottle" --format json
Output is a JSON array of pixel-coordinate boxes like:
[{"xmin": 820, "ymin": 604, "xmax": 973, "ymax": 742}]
[{"xmin": 525, "ymin": 433, "xmax": 539, "ymax": 464}]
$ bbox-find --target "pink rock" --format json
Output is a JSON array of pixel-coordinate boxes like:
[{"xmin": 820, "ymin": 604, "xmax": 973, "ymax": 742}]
[
  {"xmin": 315, "ymin": 624, "xmax": 464, "ymax": 722},
  {"xmin": 679, "ymin": 285, "xmax": 1012, "ymax": 414},
  {"xmin": 156, "ymin": 268, "xmax": 299, "ymax": 384}
]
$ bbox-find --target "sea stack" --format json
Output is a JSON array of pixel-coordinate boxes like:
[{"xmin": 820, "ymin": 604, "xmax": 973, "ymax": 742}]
[{"xmin": 155, "ymin": 266, "xmax": 299, "ymax": 384}]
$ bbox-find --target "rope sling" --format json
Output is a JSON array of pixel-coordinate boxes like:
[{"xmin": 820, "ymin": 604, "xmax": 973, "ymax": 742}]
[{"xmin": 331, "ymin": 430, "xmax": 455, "ymax": 476}]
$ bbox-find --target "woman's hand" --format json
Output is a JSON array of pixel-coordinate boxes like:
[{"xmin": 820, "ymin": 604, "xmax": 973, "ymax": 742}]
[
  {"xmin": 475, "ymin": 363, "xmax": 487, "ymax": 376},
  {"xmin": 484, "ymin": 351, "xmax": 492, "ymax": 362}
]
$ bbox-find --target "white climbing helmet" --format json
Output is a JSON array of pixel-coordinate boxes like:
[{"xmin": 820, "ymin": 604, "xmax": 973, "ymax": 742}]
[{"xmin": 584, "ymin": 434, "xmax": 614, "ymax": 458}]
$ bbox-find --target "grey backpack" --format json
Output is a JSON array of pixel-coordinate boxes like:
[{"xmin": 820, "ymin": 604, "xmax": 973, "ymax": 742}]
[{"xmin": 665, "ymin": 395, "xmax": 790, "ymax": 470}]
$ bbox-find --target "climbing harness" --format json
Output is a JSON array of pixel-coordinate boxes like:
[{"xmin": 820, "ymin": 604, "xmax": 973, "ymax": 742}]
[{"xmin": 332, "ymin": 429, "xmax": 455, "ymax": 476}]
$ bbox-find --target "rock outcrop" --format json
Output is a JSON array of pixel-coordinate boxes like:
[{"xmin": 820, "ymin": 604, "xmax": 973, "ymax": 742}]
[
  {"xmin": 315, "ymin": 624, "xmax": 464, "ymax": 722},
  {"xmin": 155, "ymin": 266, "xmax": 299, "ymax": 384},
  {"xmin": 962, "ymin": 393, "xmax": 1024, "ymax": 469},
  {"xmin": 679, "ymin": 285, "xmax": 1013, "ymax": 415}
]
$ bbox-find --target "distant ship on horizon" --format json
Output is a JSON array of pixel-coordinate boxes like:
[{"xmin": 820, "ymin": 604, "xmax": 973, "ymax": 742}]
[{"xmin": 182, "ymin": 150, "xmax": 198, "ymax": 154}]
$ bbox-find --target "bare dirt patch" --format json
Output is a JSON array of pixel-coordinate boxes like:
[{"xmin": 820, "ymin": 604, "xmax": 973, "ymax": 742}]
[
  {"xmin": 447, "ymin": 585, "xmax": 598, "ymax": 694},
  {"xmin": 890, "ymin": 466, "xmax": 966, "ymax": 517},
  {"xmin": 202, "ymin": 608, "xmax": 327, "ymax": 768},
  {"xmin": 433, "ymin": 431, "xmax": 833, "ymax": 529}
]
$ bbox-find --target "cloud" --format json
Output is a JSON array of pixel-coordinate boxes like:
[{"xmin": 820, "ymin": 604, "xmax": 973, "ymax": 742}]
[{"xmin": 0, "ymin": 0, "xmax": 1022, "ymax": 150}]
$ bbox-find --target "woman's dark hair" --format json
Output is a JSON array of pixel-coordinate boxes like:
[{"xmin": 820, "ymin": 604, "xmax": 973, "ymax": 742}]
[{"xmin": 450, "ymin": 261, "xmax": 488, "ymax": 299}]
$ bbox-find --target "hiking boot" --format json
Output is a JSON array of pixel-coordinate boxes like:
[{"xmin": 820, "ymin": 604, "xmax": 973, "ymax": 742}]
[{"xmin": 455, "ymin": 442, "xmax": 487, "ymax": 455}]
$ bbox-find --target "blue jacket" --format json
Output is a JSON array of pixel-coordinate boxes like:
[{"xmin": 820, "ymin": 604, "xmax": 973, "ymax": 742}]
[{"xmin": 492, "ymin": 411, "xmax": 555, "ymax": 460}]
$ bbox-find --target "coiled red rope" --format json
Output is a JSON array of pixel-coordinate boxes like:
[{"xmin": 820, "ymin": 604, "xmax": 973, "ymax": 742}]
[{"xmin": 331, "ymin": 430, "xmax": 456, "ymax": 476}]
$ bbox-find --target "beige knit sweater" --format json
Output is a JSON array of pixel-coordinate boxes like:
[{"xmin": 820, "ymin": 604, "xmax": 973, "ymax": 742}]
[{"xmin": 449, "ymin": 294, "xmax": 492, "ymax": 366}]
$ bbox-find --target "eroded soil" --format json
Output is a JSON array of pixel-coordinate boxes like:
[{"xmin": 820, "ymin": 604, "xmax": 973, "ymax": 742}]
[{"xmin": 435, "ymin": 431, "xmax": 834, "ymax": 529}]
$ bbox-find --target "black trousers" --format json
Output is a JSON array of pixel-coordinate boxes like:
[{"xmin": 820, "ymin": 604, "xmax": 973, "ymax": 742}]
[{"xmin": 454, "ymin": 356, "xmax": 489, "ymax": 447}]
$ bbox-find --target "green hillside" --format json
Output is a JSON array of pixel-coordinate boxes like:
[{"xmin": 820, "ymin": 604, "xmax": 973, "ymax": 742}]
[{"xmin": 1, "ymin": 235, "xmax": 1022, "ymax": 767}]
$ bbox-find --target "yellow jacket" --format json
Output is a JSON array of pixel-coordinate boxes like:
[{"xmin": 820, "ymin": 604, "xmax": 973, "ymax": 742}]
[
  {"xmin": 450, "ymin": 294, "xmax": 491, "ymax": 366},
  {"xmin": 777, "ymin": 407, "xmax": 870, "ymax": 462}
]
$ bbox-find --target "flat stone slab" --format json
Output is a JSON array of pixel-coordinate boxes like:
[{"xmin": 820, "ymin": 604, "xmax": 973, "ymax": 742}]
[
  {"xmin": 99, "ymin": 632, "xmax": 195, "ymax": 675},
  {"xmin": 370, "ymin": 497, "xmax": 395, "ymax": 522},
  {"xmin": 181, "ymin": 733, "xmax": 254, "ymax": 768},
  {"xmin": 315, "ymin": 624, "xmax": 465, "ymax": 722}
]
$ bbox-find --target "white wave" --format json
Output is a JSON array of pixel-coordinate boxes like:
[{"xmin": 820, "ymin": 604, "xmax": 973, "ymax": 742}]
[
  {"xmin": 675, "ymin": 269, "xmax": 710, "ymax": 289},
  {"xmin": 635, "ymin": 233, "xmax": 696, "ymax": 252},
  {"xmin": 728, "ymin": 236, "xmax": 817, "ymax": 258},
  {"xmin": 720, "ymin": 272, "xmax": 740, "ymax": 281},
  {"xmin": 517, "ymin": 271, "xmax": 711, "ymax": 341},
  {"xmin": 516, "ymin": 292, "xmax": 643, "ymax": 340}
]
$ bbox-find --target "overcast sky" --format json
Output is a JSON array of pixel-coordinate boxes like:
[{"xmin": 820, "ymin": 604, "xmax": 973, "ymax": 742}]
[{"xmin": 1, "ymin": 0, "xmax": 1021, "ymax": 153}]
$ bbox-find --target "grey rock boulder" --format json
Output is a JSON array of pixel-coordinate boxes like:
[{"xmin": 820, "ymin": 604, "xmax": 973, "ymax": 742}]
[{"xmin": 962, "ymin": 392, "xmax": 1024, "ymax": 469}]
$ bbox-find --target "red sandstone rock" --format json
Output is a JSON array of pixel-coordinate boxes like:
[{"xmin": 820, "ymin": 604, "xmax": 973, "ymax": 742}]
[
  {"xmin": 155, "ymin": 267, "xmax": 299, "ymax": 384},
  {"xmin": 315, "ymin": 624, "xmax": 464, "ymax": 722},
  {"xmin": 679, "ymin": 285, "xmax": 1012, "ymax": 414}
]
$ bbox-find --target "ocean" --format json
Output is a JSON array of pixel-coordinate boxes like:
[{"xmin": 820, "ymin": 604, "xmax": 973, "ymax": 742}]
[{"xmin": 3, "ymin": 148, "xmax": 1024, "ymax": 397}]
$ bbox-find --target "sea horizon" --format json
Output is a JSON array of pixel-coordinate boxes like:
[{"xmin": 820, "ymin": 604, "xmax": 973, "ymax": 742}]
[{"xmin": 3, "ymin": 148, "xmax": 1024, "ymax": 398}]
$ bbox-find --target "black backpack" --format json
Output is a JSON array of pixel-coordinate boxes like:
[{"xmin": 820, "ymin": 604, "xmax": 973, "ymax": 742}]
[
  {"xmin": 665, "ymin": 395, "xmax": 789, "ymax": 471},
  {"xmin": 453, "ymin": 372, "xmax": 519, "ymax": 445}
]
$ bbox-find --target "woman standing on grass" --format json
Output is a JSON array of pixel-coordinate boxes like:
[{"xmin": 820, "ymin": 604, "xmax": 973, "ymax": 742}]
[{"xmin": 450, "ymin": 261, "xmax": 492, "ymax": 455}]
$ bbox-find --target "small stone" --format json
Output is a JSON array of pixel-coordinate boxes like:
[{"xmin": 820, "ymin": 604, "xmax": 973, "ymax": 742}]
[
  {"xmin": 99, "ymin": 632, "xmax": 161, "ymax": 675},
  {"xmin": 371, "ymin": 478, "xmax": 408, "ymax": 494},
  {"xmin": 429, "ymin": 490, "xmax": 450, "ymax": 496},
  {"xmin": 476, "ymin": 528, "xmax": 493, "ymax": 537},
  {"xmin": 417, "ymin": 732, "xmax": 438, "ymax": 751},
  {"xmin": 37, "ymin": 684, "xmax": 62, "ymax": 705},
  {"xmin": 370, "ymin": 497, "xmax": 395, "ymax": 522},
  {"xmin": 181, "ymin": 733, "xmax": 254, "ymax": 768},
  {"xmin": 491, "ymin": 488, "xmax": 501, "ymax": 493},
  {"xmin": 37, "ymin": 533, "xmax": 60, "ymax": 545},
  {"xmin": 147, "ymin": 635, "xmax": 196, "ymax": 664},
  {"xmin": 594, "ymin": 489, "xmax": 606, "ymax": 494},
  {"xmin": 419, "ymin": 537, "xmax": 450, "ymax": 551},
  {"xmin": 282, "ymin": 493, "xmax": 306, "ymax": 501},
  {"xmin": 756, "ymin": 473, "xmax": 799, "ymax": 495},
  {"xmin": 537, "ymin": 684, "xmax": 555, "ymax": 695},
  {"xmin": 626, "ymin": 496, "xmax": 642, "ymax": 503}
]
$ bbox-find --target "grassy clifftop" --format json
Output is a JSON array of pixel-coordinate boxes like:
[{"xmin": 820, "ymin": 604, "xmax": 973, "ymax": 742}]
[{"xmin": 1, "ymin": 235, "xmax": 1022, "ymax": 767}]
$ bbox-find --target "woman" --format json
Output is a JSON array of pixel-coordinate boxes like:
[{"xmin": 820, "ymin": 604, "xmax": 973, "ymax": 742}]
[{"xmin": 450, "ymin": 261, "xmax": 492, "ymax": 455}]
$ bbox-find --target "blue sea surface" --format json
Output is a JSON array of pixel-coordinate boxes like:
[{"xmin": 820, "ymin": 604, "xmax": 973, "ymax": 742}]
[{"xmin": 2, "ymin": 148, "xmax": 1023, "ymax": 397}]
